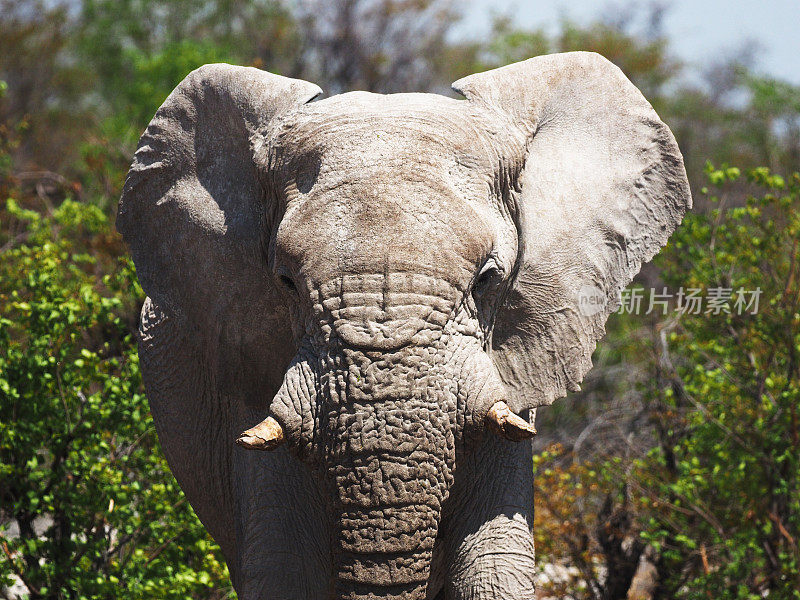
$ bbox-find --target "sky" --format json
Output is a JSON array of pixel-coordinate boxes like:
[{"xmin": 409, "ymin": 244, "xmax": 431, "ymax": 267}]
[{"xmin": 458, "ymin": 0, "xmax": 800, "ymax": 85}]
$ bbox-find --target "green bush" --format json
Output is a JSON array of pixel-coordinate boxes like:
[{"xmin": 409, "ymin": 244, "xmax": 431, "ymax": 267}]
[
  {"xmin": 641, "ymin": 166, "xmax": 800, "ymax": 598},
  {"xmin": 530, "ymin": 167, "xmax": 800, "ymax": 599},
  {"xmin": 0, "ymin": 196, "xmax": 233, "ymax": 598}
]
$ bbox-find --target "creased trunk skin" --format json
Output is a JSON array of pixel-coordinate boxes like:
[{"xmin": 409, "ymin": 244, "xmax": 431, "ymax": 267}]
[
  {"xmin": 334, "ymin": 497, "xmax": 439, "ymax": 600},
  {"xmin": 326, "ymin": 394, "xmax": 453, "ymax": 600},
  {"xmin": 318, "ymin": 303, "xmax": 469, "ymax": 600},
  {"xmin": 271, "ymin": 362, "xmax": 450, "ymax": 600},
  {"xmin": 271, "ymin": 273, "xmax": 486, "ymax": 600}
]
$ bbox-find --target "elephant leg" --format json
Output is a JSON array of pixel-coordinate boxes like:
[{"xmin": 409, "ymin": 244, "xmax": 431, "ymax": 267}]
[
  {"xmin": 439, "ymin": 418, "xmax": 537, "ymax": 600},
  {"xmin": 445, "ymin": 511, "xmax": 537, "ymax": 600},
  {"xmin": 235, "ymin": 449, "xmax": 331, "ymax": 600},
  {"xmin": 139, "ymin": 298, "xmax": 331, "ymax": 599}
]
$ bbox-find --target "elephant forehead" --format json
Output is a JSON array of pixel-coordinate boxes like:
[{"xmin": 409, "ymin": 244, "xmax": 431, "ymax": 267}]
[
  {"xmin": 278, "ymin": 179, "xmax": 493, "ymax": 290},
  {"xmin": 270, "ymin": 93, "xmax": 503, "ymax": 287},
  {"xmin": 286, "ymin": 90, "xmax": 484, "ymax": 136},
  {"xmin": 270, "ymin": 91, "xmax": 500, "ymax": 183}
]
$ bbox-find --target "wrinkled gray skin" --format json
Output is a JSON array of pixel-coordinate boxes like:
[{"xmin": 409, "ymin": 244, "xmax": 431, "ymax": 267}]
[{"xmin": 117, "ymin": 52, "xmax": 691, "ymax": 600}]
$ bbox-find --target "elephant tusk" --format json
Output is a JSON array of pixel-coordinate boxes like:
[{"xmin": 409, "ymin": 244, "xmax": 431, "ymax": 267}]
[
  {"xmin": 486, "ymin": 401, "xmax": 536, "ymax": 442},
  {"xmin": 236, "ymin": 416, "xmax": 285, "ymax": 451}
]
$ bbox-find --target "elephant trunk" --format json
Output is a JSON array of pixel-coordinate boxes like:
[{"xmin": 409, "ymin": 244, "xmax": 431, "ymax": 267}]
[
  {"xmin": 235, "ymin": 276, "xmax": 533, "ymax": 599},
  {"xmin": 333, "ymin": 487, "xmax": 438, "ymax": 600},
  {"xmin": 325, "ymin": 389, "xmax": 451, "ymax": 600}
]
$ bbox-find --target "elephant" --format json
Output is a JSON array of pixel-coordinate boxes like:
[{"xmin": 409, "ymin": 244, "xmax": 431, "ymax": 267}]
[{"xmin": 116, "ymin": 52, "xmax": 691, "ymax": 600}]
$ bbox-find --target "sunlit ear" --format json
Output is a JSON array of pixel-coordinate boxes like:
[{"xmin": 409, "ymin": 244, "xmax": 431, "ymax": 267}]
[{"xmin": 454, "ymin": 52, "xmax": 691, "ymax": 411}]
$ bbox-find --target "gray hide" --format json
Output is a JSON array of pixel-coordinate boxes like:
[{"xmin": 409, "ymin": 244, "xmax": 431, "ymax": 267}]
[{"xmin": 117, "ymin": 52, "xmax": 691, "ymax": 600}]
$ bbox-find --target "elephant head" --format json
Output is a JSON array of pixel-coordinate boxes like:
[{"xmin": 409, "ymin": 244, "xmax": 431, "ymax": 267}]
[{"xmin": 117, "ymin": 53, "xmax": 690, "ymax": 600}]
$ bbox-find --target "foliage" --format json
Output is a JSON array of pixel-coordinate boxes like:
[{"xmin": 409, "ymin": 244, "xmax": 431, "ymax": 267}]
[
  {"xmin": 532, "ymin": 447, "xmax": 644, "ymax": 600},
  {"xmin": 640, "ymin": 166, "xmax": 800, "ymax": 598},
  {"xmin": 533, "ymin": 168, "xmax": 800, "ymax": 599},
  {"xmin": 0, "ymin": 1, "xmax": 93, "ymax": 171},
  {"xmin": 292, "ymin": 0, "xmax": 461, "ymax": 95},
  {"xmin": 76, "ymin": 0, "xmax": 300, "ymax": 143},
  {"xmin": 0, "ymin": 145, "xmax": 232, "ymax": 598}
]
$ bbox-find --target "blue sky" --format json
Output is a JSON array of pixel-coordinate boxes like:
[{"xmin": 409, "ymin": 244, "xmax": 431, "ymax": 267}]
[{"xmin": 458, "ymin": 0, "xmax": 800, "ymax": 85}]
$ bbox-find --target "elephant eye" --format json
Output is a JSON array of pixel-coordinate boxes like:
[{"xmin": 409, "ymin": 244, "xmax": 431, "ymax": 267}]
[
  {"xmin": 473, "ymin": 262, "xmax": 502, "ymax": 298},
  {"xmin": 278, "ymin": 273, "xmax": 297, "ymax": 292}
]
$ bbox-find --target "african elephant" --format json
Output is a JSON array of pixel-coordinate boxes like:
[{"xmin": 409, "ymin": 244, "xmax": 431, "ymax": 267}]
[{"xmin": 117, "ymin": 52, "xmax": 691, "ymax": 599}]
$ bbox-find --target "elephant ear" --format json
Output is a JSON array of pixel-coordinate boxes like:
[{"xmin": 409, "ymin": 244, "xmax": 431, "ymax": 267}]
[
  {"xmin": 453, "ymin": 52, "xmax": 691, "ymax": 411},
  {"xmin": 118, "ymin": 64, "xmax": 321, "ymax": 320},
  {"xmin": 117, "ymin": 65, "xmax": 321, "ymax": 573}
]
